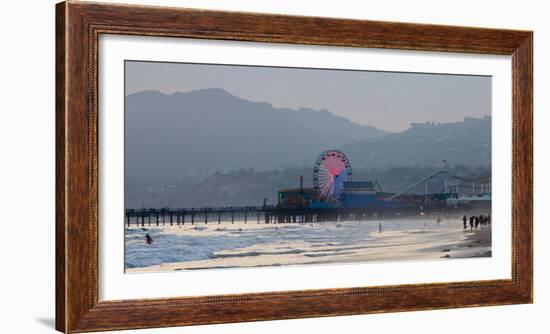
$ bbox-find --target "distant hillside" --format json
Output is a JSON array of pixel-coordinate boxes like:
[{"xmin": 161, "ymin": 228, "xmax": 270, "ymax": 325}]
[
  {"xmin": 125, "ymin": 88, "xmax": 491, "ymax": 208},
  {"xmin": 125, "ymin": 165, "xmax": 491, "ymax": 208},
  {"xmin": 125, "ymin": 88, "xmax": 387, "ymax": 184},
  {"xmin": 341, "ymin": 116, "xmax": 491, "ymax": 169}
]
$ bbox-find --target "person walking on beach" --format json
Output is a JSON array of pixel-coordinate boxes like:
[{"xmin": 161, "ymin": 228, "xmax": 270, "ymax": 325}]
[
  {"xmin": 474, "ymin": 216, "xmax": 480, "ymax": 230},
  {"xmin": 469, "ymin": 216, "xmax": 474, "ymax": 231},
  {"xmin": 145, "ymin": 233, "xmax": 154, "ymax": 245},
  {"xmin": 463, "ymin": 215, "xmax": 468, "ymax": 231}
]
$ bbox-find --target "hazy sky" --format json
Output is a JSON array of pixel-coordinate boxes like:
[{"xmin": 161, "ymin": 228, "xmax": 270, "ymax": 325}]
[{"xmin": 125, "ymin": 60, "xmax": 491, "ymax": 132}]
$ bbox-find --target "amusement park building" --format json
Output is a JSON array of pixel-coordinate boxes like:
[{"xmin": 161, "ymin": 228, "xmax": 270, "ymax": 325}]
[{"xmin": 277, "ymin": 149, "xmax": 491, "ymax": 211}]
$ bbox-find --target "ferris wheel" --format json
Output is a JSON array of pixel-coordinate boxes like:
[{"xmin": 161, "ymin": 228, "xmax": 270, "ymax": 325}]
[{"xmin": 313, "ymin": 150, "xmax": 352, "ymax": 200}]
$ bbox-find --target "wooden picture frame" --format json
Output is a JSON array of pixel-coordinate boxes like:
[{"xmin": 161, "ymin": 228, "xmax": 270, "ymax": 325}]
[{"xmin": 56, "ymin": 1, "xmax": 533, "ymax": 332}]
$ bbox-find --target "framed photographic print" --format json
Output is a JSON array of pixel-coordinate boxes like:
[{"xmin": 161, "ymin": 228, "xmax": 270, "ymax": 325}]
[{"xmin": 56, "ymin": 1, "xmax": 533, "ymax": 332}]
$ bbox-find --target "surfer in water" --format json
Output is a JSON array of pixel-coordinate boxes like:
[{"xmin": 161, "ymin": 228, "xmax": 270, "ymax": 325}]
[{"xmin": 145, "ymin": 233, "xmax": 154, "ymax": 245}]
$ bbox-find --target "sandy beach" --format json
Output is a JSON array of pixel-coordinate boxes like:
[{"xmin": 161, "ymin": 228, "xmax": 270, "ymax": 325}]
[{"xmin": 125, "ymin": 216, "xmax": 491, "ymax": 273}]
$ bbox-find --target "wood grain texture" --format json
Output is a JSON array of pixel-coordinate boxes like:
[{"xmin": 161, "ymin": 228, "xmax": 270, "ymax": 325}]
[
  {"xmin": 55, "ymin": 2, "xmax": 67, "ymax": 332},
  {"xmin": 55, "ymin": 1, "xmax": 533, "ymax": 332}
]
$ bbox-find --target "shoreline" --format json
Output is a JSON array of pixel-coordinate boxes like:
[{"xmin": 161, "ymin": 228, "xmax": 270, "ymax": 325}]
[{"xmin": 126, "ymin": 220, "xmax": 492, "ymax": 273}]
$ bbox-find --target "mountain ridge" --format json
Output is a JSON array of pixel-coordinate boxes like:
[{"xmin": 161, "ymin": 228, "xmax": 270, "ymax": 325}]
[
  {"xmin": 342, "ymin": 116, "xmax": 491, "ymax": 169},
  {"xmin": 125, "ymin": 88, "xmax": 490, "ymax": 186},
  {"xmin": 125, "ymin": 88, "xmax": 388, "ymax": 183}
]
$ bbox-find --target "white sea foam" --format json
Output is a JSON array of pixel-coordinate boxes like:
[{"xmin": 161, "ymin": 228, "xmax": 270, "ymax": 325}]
[{"xmin": 125, "ymin": 215, "xmax": 491, "ymax": 272}]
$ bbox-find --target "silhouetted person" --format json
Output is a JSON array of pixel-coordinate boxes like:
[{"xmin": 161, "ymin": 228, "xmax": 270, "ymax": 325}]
[
  {"xmin": 474, "ymin": 216, "xmax": 479, "ymax": 229},
  {"xmin": 462, "ymin": 215, "xmax": 468, "ymax": 231},
  {"xmin": 145, "ymin": 233, "xmax": 153, "ymax": 245},
  {"xmin": 469, "ymin": 216, "xmax": 474, "ymax": 231},
  {"xmin": 487, "ymin": 214, "xmax": 491, "ymax": 225}
]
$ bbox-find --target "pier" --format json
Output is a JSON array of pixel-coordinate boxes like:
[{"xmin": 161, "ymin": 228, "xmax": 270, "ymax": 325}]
[
  {"xmin": 123, "ymin": 204, "xmax": 479, "ymax": 227},
  {"xmin": 125, "ymin": 206, "xmax": 270, "ymax": 227}
]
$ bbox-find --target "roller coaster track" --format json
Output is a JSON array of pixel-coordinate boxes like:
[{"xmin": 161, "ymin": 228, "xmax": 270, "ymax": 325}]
[{"xmin": 386, "ymin": 170, "xmax": 490, "ymax": 201}]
